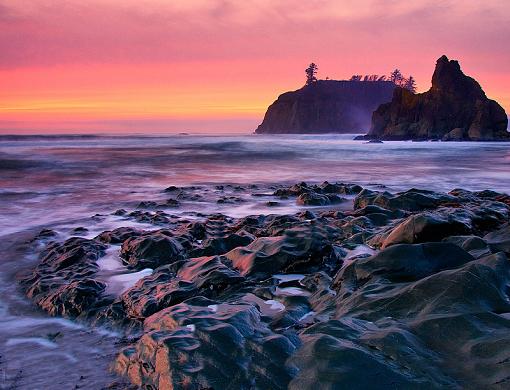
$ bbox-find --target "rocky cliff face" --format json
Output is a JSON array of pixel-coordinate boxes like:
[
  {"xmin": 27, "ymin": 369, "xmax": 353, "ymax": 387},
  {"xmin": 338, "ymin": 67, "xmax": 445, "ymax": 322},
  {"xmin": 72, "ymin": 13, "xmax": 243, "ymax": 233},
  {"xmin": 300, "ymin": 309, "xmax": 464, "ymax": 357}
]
[
  {"xmin": 367, "ymin": 56, "xmax": 509, "ymax": 141},
  {"xmin": 255, "ymin": 80, "xmax": 395, "ymax": 134}
]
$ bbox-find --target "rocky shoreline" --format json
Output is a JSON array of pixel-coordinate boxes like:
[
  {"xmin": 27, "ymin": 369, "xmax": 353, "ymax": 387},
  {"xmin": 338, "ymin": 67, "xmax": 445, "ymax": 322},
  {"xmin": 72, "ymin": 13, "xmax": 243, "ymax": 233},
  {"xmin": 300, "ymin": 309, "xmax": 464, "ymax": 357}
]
[{"xmin": 18, "ymin": 181, "xmax": 510, "ymax": 389}]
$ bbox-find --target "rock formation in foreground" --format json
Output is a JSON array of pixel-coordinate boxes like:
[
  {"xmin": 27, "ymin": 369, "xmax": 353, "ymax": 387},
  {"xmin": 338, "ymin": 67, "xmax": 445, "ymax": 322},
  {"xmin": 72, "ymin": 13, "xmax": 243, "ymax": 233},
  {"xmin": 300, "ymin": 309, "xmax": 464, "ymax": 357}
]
[
  {"xmin": 19, "ymin": 181, "xmax": 510, "ymax": 389},
  {"xmin": 365, "ymin": 55, "xmax": 509, "ymax": 141},
  {"xmin": 255, "ymin": 80, "xmax": 396, "ymax": 134}
]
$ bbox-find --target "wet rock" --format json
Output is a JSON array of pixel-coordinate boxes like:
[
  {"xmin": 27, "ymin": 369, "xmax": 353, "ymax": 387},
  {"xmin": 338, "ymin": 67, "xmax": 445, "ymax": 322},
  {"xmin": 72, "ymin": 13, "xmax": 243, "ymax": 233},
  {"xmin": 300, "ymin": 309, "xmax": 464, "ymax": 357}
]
[
  {"xmin": 217, "ymin": 196, "xmax": 245, "ymax": 204},
  {"xmin": 112, "ymin": 209, "xmax": 127, "ymax": 216},
  {"xmin": 71, "ymin": 227, "xmax": 88, "ymax": 235},
  {"xmin": 165, "ymin": 198, "xmax": 180, "ymax": 207},
  {"xmin": 136, "ymin": 200, "xmax": 158, "ymax": 209},
  {"xmin": 335, "ymin": 251, "xmax": 510, "ymax": 320},
  {"xmin": 120, "ymin": 233, "xmax": 185, "ymax": 269},
  {"xmin": 355, "ymin": 188, "xmax": 456, "ymax": 212},
  {"xmin": 484, "ymin": 224, "xmax": 510, "ymax": 254},
  {"xmin": 352, "ymin": 204, "xmax": 402, "ymax": 219},
  {"xmin": 334, "ymin": 243, "xmax": 474, "ymax": 286},
  {"xmin": 381, "ymin": 211, "xmax": 471, "ymax": 248},
  {"xmin": 39, "ymin": 237, "xmax": 106, "ymax": 273},
  {"xmin": 443, "ymin": 235, "xmax": 491, "ymax": 258},
  {"xmin": 289, "ymin": 319, "xmax": 454, "ymax": 389},
  {"xmin": 96, "ymin": 227, "xmax": 142, "ymax": 244},
  {"xmin": 329, "ymin": 250, "xmax": 510, "ymax": 388},
  {"xmin": 34, "ymin": 228, "xmax": 58, "ymax": 240},
  {"xmin": 296, "ymin": 192, "xmax": 345, "ymax": 206},
  {"xmin": 163, "ymin": 185, "xmax": 180, "ymax": 193},
  {"xmin": 181, "ymin": 221, "xmax": 207, "ymax": 240},
  {"xmin": 20, "ymin": 237, "xmax": 108, "ymax": 318},
  {"xmin": 225, "ymin": 225, "xmax": 338, "ymax": 277},
  {"xmin": 127, "ymin": 210, "xmax": 171, "ymax": 225},
  {"xmin": 194, "ymin": 232, "xmax": 255, "ymax": 256},
  {"xmin": 115, "ymin": 297, "xmax": 298, "ymax": 389},
  {"xmin": 39, "ymin": 279, "xmax": 107, "ymax": 317},
  {"xmin": 120, "ymin": 255, "xmax": 243, "ymax": 318}
]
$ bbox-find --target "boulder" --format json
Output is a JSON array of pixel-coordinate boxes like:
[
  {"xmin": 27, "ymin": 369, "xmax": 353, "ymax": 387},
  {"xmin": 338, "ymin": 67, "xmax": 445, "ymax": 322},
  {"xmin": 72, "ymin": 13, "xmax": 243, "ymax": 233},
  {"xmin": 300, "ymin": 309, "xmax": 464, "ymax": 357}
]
[
  {"xmin": 120, "ymin": 233, "xmax": 185, "ymax": 269},
  {"xmin": 96, "ymin": 227, "xmax": 142, "ymax": 244},
  {"xmin": 334, "ymin": 243, "xmax": 474, "ymax": 285},
  {"xmin": 38, "ymin": 279, "xmax": 106, "ymax": 317},
  {"xmin": 354, "ymin": 188, "xmax": 456, "ymax": 212},
  {"xmin": 484, "ymin": 224, "xmax": 510, "ymax": 254},
  {"xmin": 381, "ymin": 211, "xmax": 471, "ymax": 248},
  {"xmin": 225, "ymin": 226, "xmax": 337, "ymax": 277},
  {"xmin": 443, "ymin": 235, "xmax": 491, "ymax": 258},
  {"xmin": 115, "ymin": 298, "xmax": 297, "ymax": 389},
  {"xmin": 120, "ymin": 255, "xmax": 243, "ymax": 318}
]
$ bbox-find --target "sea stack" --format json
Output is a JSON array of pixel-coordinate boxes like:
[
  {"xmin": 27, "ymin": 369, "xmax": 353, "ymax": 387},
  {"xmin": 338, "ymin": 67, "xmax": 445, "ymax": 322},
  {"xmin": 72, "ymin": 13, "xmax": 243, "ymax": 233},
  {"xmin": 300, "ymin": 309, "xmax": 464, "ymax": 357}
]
[
  {"xmin": 366, "ymin": 55, "xmax": 509, "ymax": 141},
  {"xmin": 255, "ymin": 80, "xmax": 395, "ymax": 134}
]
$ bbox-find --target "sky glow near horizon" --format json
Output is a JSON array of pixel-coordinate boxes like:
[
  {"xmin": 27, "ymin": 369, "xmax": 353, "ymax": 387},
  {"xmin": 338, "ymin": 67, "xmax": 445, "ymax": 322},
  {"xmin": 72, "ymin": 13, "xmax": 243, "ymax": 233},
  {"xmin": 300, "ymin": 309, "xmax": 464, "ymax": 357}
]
[{"xmin": 0, "ymin": 0, "xmax": 509, "ymax": 133}]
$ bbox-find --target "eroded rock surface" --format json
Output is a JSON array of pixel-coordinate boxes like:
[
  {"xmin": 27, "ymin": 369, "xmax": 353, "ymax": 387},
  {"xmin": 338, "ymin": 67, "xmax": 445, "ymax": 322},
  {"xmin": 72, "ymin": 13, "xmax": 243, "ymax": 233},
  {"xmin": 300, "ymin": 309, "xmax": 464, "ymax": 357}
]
[{"xmin": 19, "ymin": 182, "xmax": 510, "ymax": 389}]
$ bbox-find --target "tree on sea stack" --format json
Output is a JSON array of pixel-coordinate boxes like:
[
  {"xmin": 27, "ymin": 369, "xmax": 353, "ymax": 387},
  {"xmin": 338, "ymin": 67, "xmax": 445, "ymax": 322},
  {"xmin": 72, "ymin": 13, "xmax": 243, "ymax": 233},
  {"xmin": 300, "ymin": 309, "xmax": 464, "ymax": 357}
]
[
  {"xmin": 305, "ymin": 63, "xmax": 318, "ymax": 85},
  {"xmin": 404, "ymin": 76, "xmax": 417, "ymax": 93},
  {"xmin": 390, "ymin": 69, "xmax": 404, "ymax": 85}
]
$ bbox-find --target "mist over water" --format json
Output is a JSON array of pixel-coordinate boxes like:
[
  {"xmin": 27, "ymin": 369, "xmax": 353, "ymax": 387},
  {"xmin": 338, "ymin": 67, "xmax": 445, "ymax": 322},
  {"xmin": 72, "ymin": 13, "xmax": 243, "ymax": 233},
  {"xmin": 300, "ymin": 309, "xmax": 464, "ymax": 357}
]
[
  {"xmin": 1, "ymin": 133, "xmax": 510, "ymax": 235},
  {"xmin": 0, "ymin": 133, "xmax": 509, "ymax": 388}
]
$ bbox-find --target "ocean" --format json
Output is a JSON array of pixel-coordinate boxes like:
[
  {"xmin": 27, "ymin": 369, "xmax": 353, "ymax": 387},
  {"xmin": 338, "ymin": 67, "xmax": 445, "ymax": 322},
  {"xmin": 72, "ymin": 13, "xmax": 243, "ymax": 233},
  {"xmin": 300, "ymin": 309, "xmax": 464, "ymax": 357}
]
[{"xmin": 0, "ymin": 133, "xmax": 509, "ymax": 388}]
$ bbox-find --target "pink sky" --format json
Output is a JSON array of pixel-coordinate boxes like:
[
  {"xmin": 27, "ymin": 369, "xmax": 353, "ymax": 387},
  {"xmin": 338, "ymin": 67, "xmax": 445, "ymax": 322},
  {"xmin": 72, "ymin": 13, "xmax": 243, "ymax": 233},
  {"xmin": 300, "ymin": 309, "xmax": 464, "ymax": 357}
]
[{"xmin": 1, "ymin": 0, "xmax": 509, "ymax": 134}]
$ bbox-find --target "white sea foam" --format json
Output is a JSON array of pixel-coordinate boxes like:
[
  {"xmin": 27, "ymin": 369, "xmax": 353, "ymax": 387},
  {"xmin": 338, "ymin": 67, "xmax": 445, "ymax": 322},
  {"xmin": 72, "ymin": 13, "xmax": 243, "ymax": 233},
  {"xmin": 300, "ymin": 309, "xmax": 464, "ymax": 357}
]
[{"xmin": 264, "ymin": 300, "xmax": 285, "ymax": 311}]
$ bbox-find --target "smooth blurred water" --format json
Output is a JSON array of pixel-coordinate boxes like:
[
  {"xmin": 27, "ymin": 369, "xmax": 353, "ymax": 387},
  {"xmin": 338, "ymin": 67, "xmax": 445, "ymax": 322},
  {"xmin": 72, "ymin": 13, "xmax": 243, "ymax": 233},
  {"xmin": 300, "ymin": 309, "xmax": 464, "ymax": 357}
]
[
  {"xmin": 1, "ymin": 133, "xmax": 510, "ymax": 236},
  {"xmin": 0, "ymin": 133, "xmax": 509, "ymax": 388}
]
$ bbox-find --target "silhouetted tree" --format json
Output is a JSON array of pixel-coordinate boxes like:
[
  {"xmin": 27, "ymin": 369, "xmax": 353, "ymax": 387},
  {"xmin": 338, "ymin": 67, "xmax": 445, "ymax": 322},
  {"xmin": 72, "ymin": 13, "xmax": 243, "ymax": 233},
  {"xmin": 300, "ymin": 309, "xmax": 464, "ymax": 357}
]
[
  {"xmin": 350, "ymin": 75, "xmax": 362, "ymax": 81},
  {"xmin": 404, "ymin": 76, "xmax": 417, "ymax": 93},
  {"xmin": 378, "ymin": 75, "xmax": 387, "ymax": 81},
  {"xmin": 389, "ymin": 69, "xmax": 404, "ymax": 85},
  {"xmin": 305, "ymin": 63, "xmax": 318, "ymax": 85}
]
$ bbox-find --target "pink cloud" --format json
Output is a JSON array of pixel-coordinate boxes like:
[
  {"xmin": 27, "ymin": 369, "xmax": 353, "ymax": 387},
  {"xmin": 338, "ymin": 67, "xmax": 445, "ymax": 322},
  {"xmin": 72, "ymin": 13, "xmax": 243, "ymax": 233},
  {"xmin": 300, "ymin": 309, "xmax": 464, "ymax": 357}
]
[{"xmin": 0, "ymin": 0, "xmax": 509, "ymax": 132}]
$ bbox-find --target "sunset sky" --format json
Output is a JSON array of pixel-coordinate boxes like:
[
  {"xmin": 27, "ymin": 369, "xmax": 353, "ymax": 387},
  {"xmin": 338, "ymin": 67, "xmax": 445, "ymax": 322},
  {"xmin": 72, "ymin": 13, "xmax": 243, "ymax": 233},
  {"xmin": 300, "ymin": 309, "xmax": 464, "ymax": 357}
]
[{"xmin": 1, "ymin": 0, "xmax": 509, "ymax": 134}]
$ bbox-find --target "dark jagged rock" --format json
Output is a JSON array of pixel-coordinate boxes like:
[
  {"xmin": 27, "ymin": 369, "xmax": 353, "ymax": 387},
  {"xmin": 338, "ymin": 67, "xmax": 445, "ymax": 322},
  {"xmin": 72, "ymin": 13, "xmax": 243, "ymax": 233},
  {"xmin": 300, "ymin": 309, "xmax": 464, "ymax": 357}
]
[
  {"xmin": 225, "ymin": 225, "xmax": 340, "ymax": 277},
  {"xmin": 255, "ymin": 80, "xmax": 395, "ymax": 134},
  {"xmin": 443, "ymin": 235, "xmax": 491, "ymax": 258},
  {"xmin": 96, "ymin": 227, "xmax": 142, "ymax": 244},
  {"xmin": 17, "ymin": 182, "xmax": 510, "ymax": 390},
  {"xmin": 192, "ymin": 232, "xmax": 255, "ymax": 257},
  {"xmin": 119, "ymin": 255, "xmax": 244, "ymax": 319},
  {"xmin": 289, "ymin": 319, "xmax": 456, "ymax": 389},
  {"xmin": 484, "ymin": 224, "xmax": 510, "ymax": 254},
  {"xmin": 19, "ymin": 237, "xmax": 107, "ymax": 318},
  {"xmin": 39, "ymin": 279, "xmax": 107, "ymax": 317},
  {"xmin": 115, "ymin": 297, "xmax": 298, "ymax": 389},
  {"xmin": 354, "ymin": 188, "xmax": 459, "ymax": 212},
  {"xmin": 381, "ymin": 211, "xmax": 472, "ymax": 248},
  {"xmin": 120, "ymin": 233, "xmax": 185, "ymax": 269},
  {"xmin": 335, "ymin": 243, "xmax": 474, "ymax": 285},
  {"xmin": 365, "ymin": 55, "xmax": 509, "ymax": 141},
  {"xmin": 328, "ymin": 250, "xmax": 510, "ymax": 388}
]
